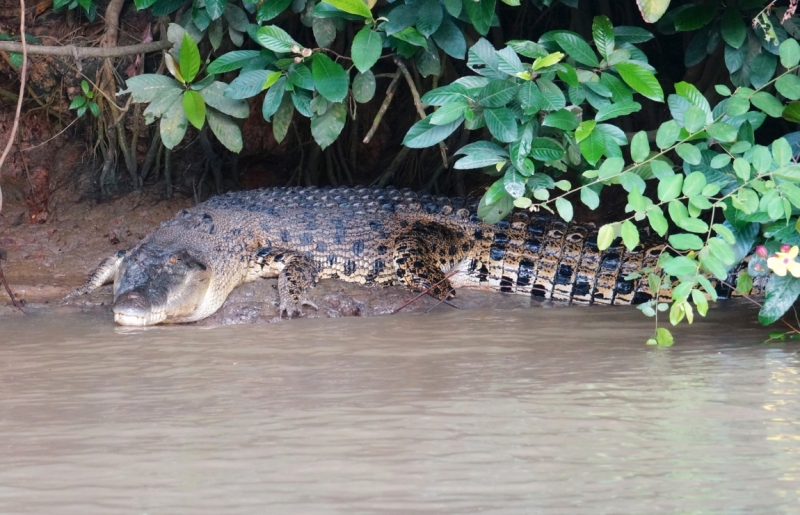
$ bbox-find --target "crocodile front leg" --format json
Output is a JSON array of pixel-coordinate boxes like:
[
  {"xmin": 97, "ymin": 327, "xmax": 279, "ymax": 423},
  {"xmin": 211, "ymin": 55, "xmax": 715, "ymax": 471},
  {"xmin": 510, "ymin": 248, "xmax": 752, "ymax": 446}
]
[
  {"xmin": 255, "ymin": 248, "xmax": 319, "ymax": 317},
  {"xmin": 392, "ymin": 222, "xmax": 465, "ymax": 300},
  {"xmin": 61, "ymin": 250, "xmax": 127, "ymax": 302}
]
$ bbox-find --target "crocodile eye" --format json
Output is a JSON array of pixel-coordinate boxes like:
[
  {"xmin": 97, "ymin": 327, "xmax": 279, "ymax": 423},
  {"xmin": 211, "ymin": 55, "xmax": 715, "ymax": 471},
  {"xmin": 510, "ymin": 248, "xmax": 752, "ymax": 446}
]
[{"xmin": 168, "ymin": 255, "xmax": 178, "ymax": 265}]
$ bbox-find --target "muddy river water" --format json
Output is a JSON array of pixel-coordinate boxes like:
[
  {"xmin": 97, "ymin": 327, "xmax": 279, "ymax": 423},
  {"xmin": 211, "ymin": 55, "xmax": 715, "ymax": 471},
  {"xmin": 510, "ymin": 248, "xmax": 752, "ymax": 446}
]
[{"xmin": 1, "ymin": 302, "xmax": 799, "ymax": 514}]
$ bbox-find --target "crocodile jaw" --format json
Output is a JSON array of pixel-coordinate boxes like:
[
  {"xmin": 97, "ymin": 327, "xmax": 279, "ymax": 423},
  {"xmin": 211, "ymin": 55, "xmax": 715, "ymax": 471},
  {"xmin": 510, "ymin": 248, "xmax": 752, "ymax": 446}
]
[{"xmin": 113, "ymin": 310, "xmax": 168, "ymax": 326}]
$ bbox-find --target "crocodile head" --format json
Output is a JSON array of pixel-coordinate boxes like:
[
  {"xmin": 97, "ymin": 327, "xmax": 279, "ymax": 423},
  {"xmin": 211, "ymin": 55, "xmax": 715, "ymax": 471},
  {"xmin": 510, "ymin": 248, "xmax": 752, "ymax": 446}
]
[{"xmin": 112, "ymin": 245, "xmax": 214, "ymax": 326}]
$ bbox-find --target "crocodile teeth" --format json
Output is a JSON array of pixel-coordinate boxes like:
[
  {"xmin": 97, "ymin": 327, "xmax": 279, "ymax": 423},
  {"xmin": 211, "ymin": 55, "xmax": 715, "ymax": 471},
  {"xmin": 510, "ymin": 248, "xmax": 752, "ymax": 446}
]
[{"xmin": 113, "ymin": 311, "xmax": 167, "ymax": 326}]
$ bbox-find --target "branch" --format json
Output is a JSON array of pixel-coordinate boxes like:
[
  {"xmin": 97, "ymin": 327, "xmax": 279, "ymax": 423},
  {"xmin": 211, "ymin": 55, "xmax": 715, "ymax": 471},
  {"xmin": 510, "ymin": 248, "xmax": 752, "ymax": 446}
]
[
  {"xmin": 0, "ymin": 40, "xmax": 171, "ymax": 58},
  {"xmin": 363, "ymin": 70, "xmax": 401, "ymax": 144},
  {"xmin": 0, "ymin": 0, "xmax": 28, "ymax": 215},
  {"xmin": 394, "ymin": 58, "xmax": 448, "ymax": 169}
]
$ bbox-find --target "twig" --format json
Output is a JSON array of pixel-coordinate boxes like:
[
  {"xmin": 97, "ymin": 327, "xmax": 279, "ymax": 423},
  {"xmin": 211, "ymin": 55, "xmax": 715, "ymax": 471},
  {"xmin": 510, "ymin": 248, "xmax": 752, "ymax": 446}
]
[
  {"xmin": 0, "ymin": 252, "xmax": 24, "ymax": 314},
  {"xmin": 720, "ymin": 279, "xmax": 800, "ymax": 334},
  {"xmin": 0, "ymin": 0, "xmax": 28, "ymax": 215},
  {"xmin": 0, "ymin": 40, "xmax": 171, "ymax": 58},
  {"xmin": 363, "ymin": 70, "xmax": 401, "ymax": 144},
  {"xmin": 394, "ymin": 58, "xmax": 448, "ymax": 170},
  {"xmin": 391, "ymin": 268, "xmax": 460, "ymax": 315}
]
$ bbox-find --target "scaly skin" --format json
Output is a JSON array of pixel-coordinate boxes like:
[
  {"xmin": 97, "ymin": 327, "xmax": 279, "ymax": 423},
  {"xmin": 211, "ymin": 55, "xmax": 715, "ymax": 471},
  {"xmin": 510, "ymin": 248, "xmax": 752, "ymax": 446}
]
[{"xmin": 65, "ymin": 186, "xmax": 759, "ymax": 325}]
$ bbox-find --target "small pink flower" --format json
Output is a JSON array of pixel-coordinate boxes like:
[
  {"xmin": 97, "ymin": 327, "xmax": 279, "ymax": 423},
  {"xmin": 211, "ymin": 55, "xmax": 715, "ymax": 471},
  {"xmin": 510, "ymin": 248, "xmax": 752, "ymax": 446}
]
[
  {"xmin": 756, "ymin": 245, "xmax": 768, "ymax": 258},
  {"xmin": 781, "ymin": 243, "xmax": 792, "ymax": 253}
]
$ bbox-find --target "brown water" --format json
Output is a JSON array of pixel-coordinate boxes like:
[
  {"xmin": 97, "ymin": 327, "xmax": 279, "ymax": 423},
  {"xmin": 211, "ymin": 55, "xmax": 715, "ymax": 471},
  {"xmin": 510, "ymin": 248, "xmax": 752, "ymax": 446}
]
[{"xmin": 1, "ymin": 303, "xmax": 799, "ymax": 514}]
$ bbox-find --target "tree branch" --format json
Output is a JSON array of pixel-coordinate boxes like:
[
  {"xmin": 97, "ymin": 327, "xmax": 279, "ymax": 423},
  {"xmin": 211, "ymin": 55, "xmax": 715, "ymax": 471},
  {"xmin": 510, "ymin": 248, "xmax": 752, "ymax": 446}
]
[{"xmin": 0, "ymin": 40, "xmax": 171, "ymax": 58}]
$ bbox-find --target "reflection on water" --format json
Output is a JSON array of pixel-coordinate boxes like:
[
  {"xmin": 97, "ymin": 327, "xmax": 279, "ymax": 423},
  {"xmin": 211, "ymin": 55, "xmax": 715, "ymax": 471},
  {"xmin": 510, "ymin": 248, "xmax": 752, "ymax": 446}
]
[{"xmin": 0, "ymin": 303, "xmax": 798, "ymax": 514}]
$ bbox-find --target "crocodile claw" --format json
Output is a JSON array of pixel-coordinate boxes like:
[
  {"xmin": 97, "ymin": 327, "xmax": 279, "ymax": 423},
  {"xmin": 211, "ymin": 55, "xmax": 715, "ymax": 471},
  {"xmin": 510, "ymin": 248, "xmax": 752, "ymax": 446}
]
[{"xmin": 279, "ymin": 297, "xmax": 319, "ymax": 319}]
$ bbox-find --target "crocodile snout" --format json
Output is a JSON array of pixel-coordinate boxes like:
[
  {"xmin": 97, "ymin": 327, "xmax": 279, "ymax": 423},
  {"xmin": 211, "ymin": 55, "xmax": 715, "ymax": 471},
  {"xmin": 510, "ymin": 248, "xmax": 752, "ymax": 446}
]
[{"xmin": 113, "ymin": 290, "xmax": 167, "ymax": 326}]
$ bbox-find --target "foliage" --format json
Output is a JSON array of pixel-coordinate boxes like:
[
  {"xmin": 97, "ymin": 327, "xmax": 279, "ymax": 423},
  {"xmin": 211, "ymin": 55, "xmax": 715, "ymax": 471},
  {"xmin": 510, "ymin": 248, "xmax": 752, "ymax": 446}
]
[
  {"xmin": 53, "ymin": 0, "xmax": 98, "ymax": 21},
  {"xmin": 110, "ymin": 0, "xmax": 800, "ymax": 341},
  {"xmin": 69, "ymin": 80, "xmax": 100, "ymax": 118}
]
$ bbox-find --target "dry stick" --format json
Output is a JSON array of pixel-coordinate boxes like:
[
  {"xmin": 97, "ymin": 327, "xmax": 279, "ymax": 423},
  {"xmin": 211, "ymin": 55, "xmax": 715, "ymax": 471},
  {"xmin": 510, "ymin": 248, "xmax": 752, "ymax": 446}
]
[
  {"xmin": 394, "ymin": 58, "xmax": 448, "ymax": 170},
  {"xmin": 720, "ymin": 279, "xmax": 800, "ymax": 334},
  {"xmin": 0, "ymin": 40, "xmax": 171, "ymax": 57},
  {"xmin": 391, "ymin": 268, "xmax": 462, "ymax": 315},
  {"xmin": 0, "ymin": 257, "xmax": 24, "ymax": 314},
  {"xmin": 363, "ymin": 71, "xmax": 402, "ymax": 144},
  {"xmin": 0, "ymin": 0, "xmax": 28, "ymax": 216}
]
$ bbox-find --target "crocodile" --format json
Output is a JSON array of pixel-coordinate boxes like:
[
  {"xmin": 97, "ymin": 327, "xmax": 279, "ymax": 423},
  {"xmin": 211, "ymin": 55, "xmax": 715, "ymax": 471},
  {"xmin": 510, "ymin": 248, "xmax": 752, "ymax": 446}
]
[{"xmin": 65, "ymin": 186, "xmax": 745, "ymax": 326}]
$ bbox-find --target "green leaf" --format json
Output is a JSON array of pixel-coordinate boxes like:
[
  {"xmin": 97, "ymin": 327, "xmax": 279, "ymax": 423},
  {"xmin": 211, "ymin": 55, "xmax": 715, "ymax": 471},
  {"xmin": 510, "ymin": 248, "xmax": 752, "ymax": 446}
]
[
  {"xmin": 464, "ymin": 0, "xmax": 495, "ymax": 37},
  {"xmin": 311, "ymin": 101, "xmax": 346, "ymax": 149},
  {"xmin": 182, "ymin": 89, "xmax": 206, "ymax": 129},
  {"xmin": 614, "ymin": 62, "xmax": 664, "ymax": 102},
  {"xmin": 205, "ymin": 0, "xmax": 226, "ymax": 19},
  {"xmin": 403, "ymin": 114, "xmax": 462, "ymax": 148},
  {"xmin": 484, "ymin": 107, "xmax": 518, "ymax": 143},
  {"xmin": 504, "ymin": 168, "xmax": 526, "ymax": 198},
  {"xmin": 780, "ymin": 38, "xmax": 800, "ymax": 68},
  {"xmin": 262, "ymin": 76, "xmax": 287, "ymax": 121},
  {"xmin": 655, "ymin": 120, "xmax": 680, "ymax": 149},
  {"xmin": 312, "ymin": 53, "xmax": 348, "ymax": 103},
  {"xmin": 580, "ymin": 129, "xmax": 606, "ymax": 166},
  {"xmin": 206, "ymin": 107, "xmax": 243, "ymax": 153},
  {"xmin": 706, "ymin": 122, "xmax": 738, "ymax": 142},
  {"xmin": 654, "ymin": 327, "xmax": 674, "ymax": 347},
  {"xmin": 160, "ymin": 92, "xmax": 188, "ymax": 149},
  {"xmin": 691, "ymin": 289, "xmax": 709, "ymax": 317},
  {"xmin": 352, "ymin": 70, "xmax": 376, "ymax": 104},
  {"xmin": 678, "ymin": 217, "xmax": 709, "ymax": 234},
  {"xmin": 256, "ymin": 25, "xmax": 300, "ymax": 53},
  {"xmin": 88, "ymin": 101, "xmax": 99, "ymax": 117},
  {"xmin": 454, "ymin": 153, "xmax": 505, "ymax": 170},
  {"xmin": 676, "ymin": 143, "xmax": 702, "ymax": 165},
  {"xmin": 321, "ymin": 0, "xmax": 372, "ymax": 19},
  {"xmin": 749, "ymin": 52, "xmax": 778, "ymax": 89},
  {"xmin": 478, "ymin": 80, "xmax": 518, "ymax": 108},
  {"xmin": 597, "ymin": 223, "xmax": 615, "ymax": 250},
  {"xmin": 759, "ymin": 274, "xmax": 800, "ymax": 325},
  {"xmin": 682, "ymin": 171, "xmax": 706, "ymax": 196},
  {"xmin": 288, "ymin": 65, "xmax": 314, "ymax": 91},
  {"xmin": 532, "ymin": 52, "xmax": 565, "ymax": 71},
  {"xmin": 776, "ymin": 74, "xmax": 800, "ymax": 101},
  {"xmin": 120, "ymin": 74, "xmax": 184, "ymax": 103},
  {"xmin": 675, "ymin": 4, "xmax": 716, "ymax": 31},
  {"xmin": 663, "ymin": 256, "xmax": 698, "ymax": 277},
  {"xmin": 784, "ymin": 102, "xmax": 800, "ymax": 123},
  {"xmin": 581, "ymin": 186, "xmax": 600, "ymax": 210},
  {"xmin": 272, "ymin": 93, "xmax": 294, "ymax": 143},
  {"xmin": 751, "ymin": 91, "xmax": 786, "ymax": 118},
  {"xmin": 657, "ymin": 174, "xmax": 683, "ymax": 202},
  {"xmin": 552, "ymin": 32, "xmax": 599, "ymax": 67},
  {"xmin": 432, "ymin": 17, "xmax": 467, "ymax": 59},
  {"xmin": 592, "ymin": 15, "xmax": 615, "ymax": 59},
  {"xmin": 542, "ymin": 109, "xmax": 579, "ymax": 130},
  {"xmin": 352, "ymin": 27, "xmax": 383, "ymax": 73},
  {"xmin": 721, "ymin": 8, "xmax": 746, "ymax": 49},
  {"xmin": 647, "ymin": 206, "xmax": 669, "ymax": 236},
  {"xmin": 312, "ymin": 17, "xmax": 337, "ymax": 48},
  {"xmin": 682, "ymin": 105, "xmax": 707, "ymax": 133},
  {"xmin": 531, "ymin": 137, "xmax": 565, "ymax": 161},
  {"xmin": 774, "ymin": 137, "xmax": 793, "ymax": 167},
  {"xmin": 392, "ymin": 27, "xmax": 428, "ymax": 49},
  {"xmin": 430, "ymin": 100, "xmax": 467, "ymax": 125},
  {"xmin": 595, "ymin": 101, "xmax": 642, "ymax": 122},
  {"xmin": 669, "ymin": 233, "xmax": 703, "ymax": 250},
  {"xmin": 555, "ymin": 198, "xmax": 573, "ymax": 222},
  {"xmin": 69, "ymin": 96, "xmax": 87, "ymax": 109},
  {"xmin": 180, "ymin": 33, "xmax": 200, "ymax": 82},
  {"xmin": 575, "ymin": 120, "xmax": 596, "ymax": 143},
  {"xmin": 635, "ymin": 0, "xmax": 670, "ymax": 23},
  {"xmin": 478, "ymin": 190, "xmax": 514, "ymax": 224},
  {"xmin": 416, "ymin": 0, "xmax": 443, "ymax": 37},
  {"xmin": 630, "ymin": 131, "xmax": 650, "ymax": 163},
  {"xmin": 621, "ymin": 220, "xmax": 639, "ymax": 250},
  {"xmin": 708, "ymin": 237, "xmax": 736, "ymax": 266},
  {"xmin": 257, "ymin": 0, "xmax": 291, "ymax": 22},
  {"xmin": 199, "ymin": 82, "xmax": 249, "ymax": 119},
  {"xmin": 207, "ymin": 50, "xmax": 262, "ymax": 74}
]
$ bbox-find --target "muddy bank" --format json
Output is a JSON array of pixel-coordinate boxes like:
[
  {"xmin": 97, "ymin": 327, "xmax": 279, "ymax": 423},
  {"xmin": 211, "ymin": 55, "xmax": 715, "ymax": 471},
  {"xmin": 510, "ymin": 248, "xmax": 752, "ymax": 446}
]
[{"xmin": 0, "ymin": 189, "xmax": 542, "ymax": 324}]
